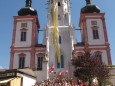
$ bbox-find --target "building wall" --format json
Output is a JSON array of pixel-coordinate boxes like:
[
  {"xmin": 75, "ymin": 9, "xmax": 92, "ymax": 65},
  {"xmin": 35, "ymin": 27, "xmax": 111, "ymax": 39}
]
[
  {"xmin": 15, "ymin": 19, "xmax": 33, "ymax": 47},
  {"xmin": 10, "ymin": 16, "xmax": 40, "ymax": 69},
  {"xmin": 73, "ymin": 47, "xmax": 108, "ymax": 64},
  {"xmin": 93, "ymin": 50, "xmax": 108, "ymax": 64},
  {"xmin": 86, "ymin": 18, "xmax": 105, "ymax": 45},
  {"xmin": 36, "ymin": 62, "xmax": 48, "ymax": 83},
  {"xmin": 109, "ymin": 67, "xmax": 115, "ymax": 86},
  {"xmin": 22, "ymin": 74, "xmax": 36, "ymax": 86},
  {"xmin": 9, "ymin": 0, "xmax": 112, "ymax": 83},
  {"xmin": 99, "ymin": 50, "xmax": 108, "ymax": 64},
  {"xmin": 78, "ymin": 13, "xmax": 112, "ymax": 65}
]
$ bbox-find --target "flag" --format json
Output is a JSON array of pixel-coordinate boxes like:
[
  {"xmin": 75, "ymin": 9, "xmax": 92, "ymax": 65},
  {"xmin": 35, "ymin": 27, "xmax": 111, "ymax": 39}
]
[
  {"xmin": 65, "ymin": 70, "xmax": 69, "ymax": 75},
  {"xmin": 49, "ymin": 64, "xmax": 54, "ymax": 74},
  {"xmin": 59, "ymin": 71, "xmax": 63, "ymax": 76},
  {"xmin": 53, "ymin": 1, "xmax": 60, "ymax": 64},
  {"xmin": 59, "ymin": 70, "xmax": 69, "ymax": 76}
]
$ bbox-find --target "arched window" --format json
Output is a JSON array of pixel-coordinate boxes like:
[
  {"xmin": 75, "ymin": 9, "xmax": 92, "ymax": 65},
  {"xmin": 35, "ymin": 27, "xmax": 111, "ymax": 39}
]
[
  {"xmin": 58, "ymin": 2, "xmax": 61, "ymax": 6},
  {"xmin": 20, "ymin": 31, "xmax": 26, "ymax": 41},
  {"xmin": 36, "ymin": 53, "xmax": 44, "ymax": 70},
  {"xmin": 95, "ymin": 51, "xmax": 102, "ymax": 63},
  {"xmin": 93, "ymin": 29, "xmax": 99, "ymax": 39},
  {"xmin": 92, "ymin": 26, "xmax": 99, "ymax": 39},
  {"xmin": 58, "ymin": 15, "xmax": 61, "ymax": 20},
  {"xmin": 61, "ymin": 55, "xmax": 64, "ymax": 68},
  {"xmin": 18, "ymin": 53, "xmax": 26, "ymax": 69},
  {"xmin": 59, "ymin": 35, "xmax": 61, "ymax": 44},
  {"xmin": 57, "ymin": 55, "xmax": 64, "ymax": 68},
  {"xmin": 20, "ymin": 28, "xmax": 27, "ymax": 42},
  {"xmin": 37, "ymin": 57, "xmax": 43, "ymax": 70}
]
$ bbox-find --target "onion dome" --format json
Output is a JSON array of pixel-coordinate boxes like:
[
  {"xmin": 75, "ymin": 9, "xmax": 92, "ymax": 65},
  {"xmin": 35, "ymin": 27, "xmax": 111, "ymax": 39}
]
[
  {"xmin": 18, "ymin": 0, "xmax": 37, "ymax": 16},
  {"xmin": 81, "ymin": 0, "xmax": 100, "ymax": 13}
]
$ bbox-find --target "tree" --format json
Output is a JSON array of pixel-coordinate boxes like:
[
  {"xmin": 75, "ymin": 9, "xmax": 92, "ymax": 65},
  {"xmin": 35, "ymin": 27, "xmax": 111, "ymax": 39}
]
[
  {"xmin": 72, "ymin": 50, "xmax": 110, "ymax": 86},
  {"xmin": 96, "ymin": 62, "xmax": 110, "ymax": 86}
]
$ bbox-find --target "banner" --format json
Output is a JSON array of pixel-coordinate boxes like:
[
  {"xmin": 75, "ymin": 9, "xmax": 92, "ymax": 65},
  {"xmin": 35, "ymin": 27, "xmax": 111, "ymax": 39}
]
[
  {"xmin": 53, "ymin": 2, "xmax": 60, "ymax": 63},
  {"xmin": 49, "ymin": 64, "xmax": 55, "ymax": 74}
]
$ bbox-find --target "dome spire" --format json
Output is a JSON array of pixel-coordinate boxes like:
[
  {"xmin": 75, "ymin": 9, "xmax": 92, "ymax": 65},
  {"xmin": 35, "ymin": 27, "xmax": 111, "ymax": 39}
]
[
  {"xmin": 18, "ymin": 0, "xmax": 37, "ymax": 16},
  {"xmin": 81, "ymin": 0, "xmax": 100, "ymax": 13},
  {"xmin": 25, "ymin": 0, "xmax": 32, "ymax": 7},
  {"xmin": 85, "ymin": 0, "xmax": 91, "ymax": 5}
]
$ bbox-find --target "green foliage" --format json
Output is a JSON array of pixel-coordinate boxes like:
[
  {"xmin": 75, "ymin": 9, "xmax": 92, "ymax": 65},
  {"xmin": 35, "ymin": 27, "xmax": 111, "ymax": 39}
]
[{"xmin": 98, "ymin": 79, "xmax": 112, "ymax": 86}]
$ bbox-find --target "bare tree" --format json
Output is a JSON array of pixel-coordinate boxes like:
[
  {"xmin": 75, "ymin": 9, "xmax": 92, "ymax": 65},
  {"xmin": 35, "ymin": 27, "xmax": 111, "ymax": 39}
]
[{"xmin": 72, "ymin": 50, "xmax": 110, "ymax": 86}]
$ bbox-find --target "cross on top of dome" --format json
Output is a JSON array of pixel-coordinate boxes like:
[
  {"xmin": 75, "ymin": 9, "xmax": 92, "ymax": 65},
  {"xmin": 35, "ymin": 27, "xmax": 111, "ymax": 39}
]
[
  {"xmin": 85, "ymin": 0, "xmax": 91, "ymax": 5},
  {"xmin": 25, "ymin": 0, "xmax": 32, "ymax": 7}
]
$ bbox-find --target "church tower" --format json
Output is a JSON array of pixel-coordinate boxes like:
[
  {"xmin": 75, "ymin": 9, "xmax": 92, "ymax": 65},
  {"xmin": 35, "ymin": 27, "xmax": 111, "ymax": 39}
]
[
  {"xmin": 9, "ymin": 0, "xmax": 112, "ymax": 83},
  {"xmin": 10, "ymin": 0, "xmax": 48, "ymax": 80},
  {"xmin": 10, "ymin": 0, "xmax": 38, "ymax": 69},
  {"xmin": 43, "ymin": 0, "xmax": 76, "ymax": 78},
  {"xmin": 74, "ymin": 0, "xmax": 112, "ymax": 65}
]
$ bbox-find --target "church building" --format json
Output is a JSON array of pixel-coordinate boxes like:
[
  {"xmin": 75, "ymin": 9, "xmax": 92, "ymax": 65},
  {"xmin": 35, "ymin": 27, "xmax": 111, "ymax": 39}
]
[{"xmin": 9, "ymin": 0, "xmax": 112, "ymax": 83}]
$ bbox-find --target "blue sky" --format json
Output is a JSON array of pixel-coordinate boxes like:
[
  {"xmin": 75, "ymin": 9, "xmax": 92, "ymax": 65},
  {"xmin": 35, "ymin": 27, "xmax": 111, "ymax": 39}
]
[{"xmin": 0, "ymin": 0, "xmax": 115, "ymax": 69}]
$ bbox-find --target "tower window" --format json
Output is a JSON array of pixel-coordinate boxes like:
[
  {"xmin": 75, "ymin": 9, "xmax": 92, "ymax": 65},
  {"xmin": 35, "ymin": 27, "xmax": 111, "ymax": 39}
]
[
  {"xmin": 64, "ymin": 14, "xmax": 67, "ymax": 20},
  {"xmin": 57, "ymin": 55, "xmax": 64, "ymax": 68},
  {"xmin": 95, "ymin": 51, "xmax": 102, "ymax": 63},
  {"xmin": 37, "ymin": 57, "xmax": 43, "ymax": 70},
  {"xmin": 61, "ymin": 55, "xmax": 64, "ymax": 68},
  {"xmin": 59, "ymin": 35, "xmax": 61, "ymax": 44},
  {"xmin": 21, "ymin": 23, "xmax": 27, "ymax": 28},
  {"xmin": 19, "ymin": 57, "xmax": 25, "ymax": 69},
  {"xmin": 58, "ymin": 2, "xmax": 61, "ymax": 6},
  {"xmin": 58, "ymin": 15, "xmax": 61, "ymax": 20},
  {"xmin": 96, "ymin": 54, "xmax": 102, "ymax": 63},
  {"xmin": 91, "ymin": 21, "xmax": 97, "ymax": 26},
  {"xmin": 20, "ymin": 32, "xmax": 26, "ymax": 41},
  {"xmin": 92, "ymin": 29, "xmax": 99, "ymax": 39}
]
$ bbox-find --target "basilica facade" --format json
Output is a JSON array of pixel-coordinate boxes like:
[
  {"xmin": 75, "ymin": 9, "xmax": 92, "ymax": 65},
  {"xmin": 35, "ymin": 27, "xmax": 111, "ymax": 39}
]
[{"xmin": 9, "ymin": 0, "xmax": 112, "ymax": 83}]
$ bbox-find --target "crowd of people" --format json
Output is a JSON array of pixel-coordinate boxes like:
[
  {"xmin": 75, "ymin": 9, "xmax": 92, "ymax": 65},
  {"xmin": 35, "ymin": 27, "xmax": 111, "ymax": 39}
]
[
  {"xmin": 39, "ymin": 77, "xmax": 77, "ymax": 86},
  {"xmin": 38, "ymin": 76, "xmax": 88, "ymax": 86}
]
